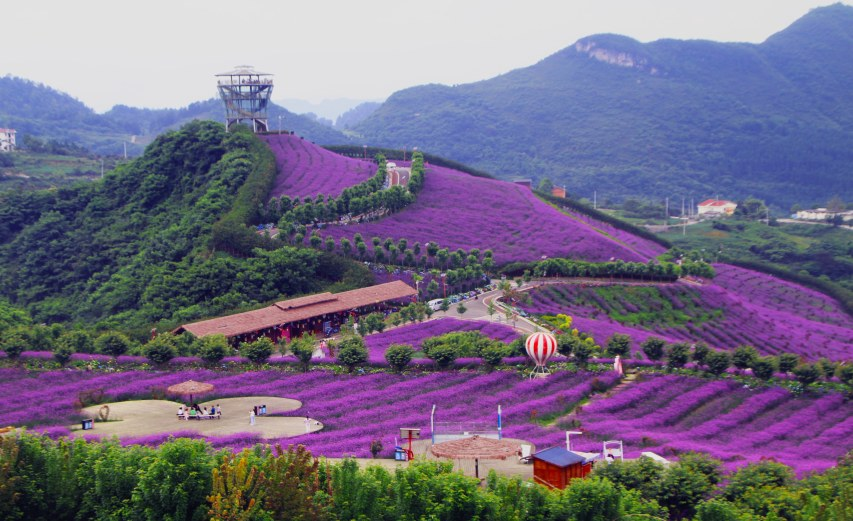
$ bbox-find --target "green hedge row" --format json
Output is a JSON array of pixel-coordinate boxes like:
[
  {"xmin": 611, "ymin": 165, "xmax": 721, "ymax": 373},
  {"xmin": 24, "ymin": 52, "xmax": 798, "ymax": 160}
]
[
  {"xmin": 534, "ymin": 189, "xmax": 672, "ymax": 249},
  {"xmin": 323, "ymin": 145, "xmax": 495, "ymax": 179},
  {"xmin": 211, "ymin": 129, "xmax": 279, "ymax": 256}
]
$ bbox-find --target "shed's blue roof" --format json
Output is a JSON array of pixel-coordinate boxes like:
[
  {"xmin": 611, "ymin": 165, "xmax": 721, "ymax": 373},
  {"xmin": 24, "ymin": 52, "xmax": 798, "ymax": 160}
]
[{"xmin": 532, "ymin": 447, "xmax": 589, "ymax": 467}]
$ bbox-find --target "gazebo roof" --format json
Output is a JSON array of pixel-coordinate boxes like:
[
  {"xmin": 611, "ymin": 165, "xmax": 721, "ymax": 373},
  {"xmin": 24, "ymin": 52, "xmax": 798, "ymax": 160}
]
[
  {"xmin": 167, "ymin": 380, "xmax": 215, "ymax": 396},
  {"xmin": 430, "ymin": 435, "xmax": 520, "ymax": 460}
]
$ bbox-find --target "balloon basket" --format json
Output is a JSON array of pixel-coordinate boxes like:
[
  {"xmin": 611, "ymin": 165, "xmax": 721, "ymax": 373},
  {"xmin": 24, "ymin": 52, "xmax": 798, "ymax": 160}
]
[{"xmin": 529, "ymin": 365, "xmax": 551, "ymax": 379}]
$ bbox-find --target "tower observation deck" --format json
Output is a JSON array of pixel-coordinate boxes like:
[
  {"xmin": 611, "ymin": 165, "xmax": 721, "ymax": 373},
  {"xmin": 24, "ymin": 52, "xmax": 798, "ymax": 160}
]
[{"xmin": 215, "ymin": 65, "xmax": 274, "ymax": 133}]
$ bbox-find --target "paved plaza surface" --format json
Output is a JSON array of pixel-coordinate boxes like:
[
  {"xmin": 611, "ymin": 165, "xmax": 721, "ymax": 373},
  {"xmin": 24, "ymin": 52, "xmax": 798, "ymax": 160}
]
[{"xmin": 72, "ymin": 396, "xmax": 323, "ymax": 439}]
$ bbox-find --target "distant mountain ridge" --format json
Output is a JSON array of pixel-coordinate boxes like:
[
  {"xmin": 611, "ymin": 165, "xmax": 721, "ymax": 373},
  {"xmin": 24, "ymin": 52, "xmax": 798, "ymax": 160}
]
[
  {"xmin": 353, "ymin": 3, "xmax": 853, "ymax": 209},
  {"xmin": 3, "ymin": 4, "xmax": 851, "ymax": 207},
  {"xmin": 0, "ymin": 76, "xmax": 350, "ymax": 156}
]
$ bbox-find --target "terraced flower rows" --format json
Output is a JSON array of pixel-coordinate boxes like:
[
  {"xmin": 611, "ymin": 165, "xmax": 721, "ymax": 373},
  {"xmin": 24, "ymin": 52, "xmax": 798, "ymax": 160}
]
[
  {"xmin": 8, "ymin": 367, "xmax": 848, "ymax": 474},
  {"xmin": 571, "ymin": 374, "xmax": 853, "ymax": 475},
  {"xmin": 363, "ymin": 317, "xmax": 520, "ymax": 362},
  {"xmin": 521, "ymin": 265, "xmax": 853, "ymax": 360},
  {"xmin": 261, "ymin": 134, "xmax": 375, "ymax": 199},
  {"xmin": 713, "ymin": 264, "xmax": 851, "ymax": 327},
  {"xmin": 318, "ymin": 164, "xmax": 664, "ymax": 264}
]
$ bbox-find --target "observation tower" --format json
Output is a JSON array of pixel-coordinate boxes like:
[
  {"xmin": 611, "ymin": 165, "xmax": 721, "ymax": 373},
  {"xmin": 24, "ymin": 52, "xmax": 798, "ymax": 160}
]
[{"xmin": 215, "ymin": 65, "xmax": 274, "ymax": 132}]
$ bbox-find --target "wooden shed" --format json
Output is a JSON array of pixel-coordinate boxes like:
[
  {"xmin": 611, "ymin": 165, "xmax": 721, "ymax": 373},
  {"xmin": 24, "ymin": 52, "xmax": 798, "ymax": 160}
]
[{"xmin": 531, "ymin": 447, "xmax": 597, "ymax": 489}]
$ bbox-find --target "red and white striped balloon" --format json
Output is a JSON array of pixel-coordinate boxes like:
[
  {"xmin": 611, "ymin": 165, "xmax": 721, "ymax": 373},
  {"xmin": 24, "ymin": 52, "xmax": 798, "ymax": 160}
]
[{"xmin": 525, "ymin": 332, "xmax": 558, "ymax": 367}]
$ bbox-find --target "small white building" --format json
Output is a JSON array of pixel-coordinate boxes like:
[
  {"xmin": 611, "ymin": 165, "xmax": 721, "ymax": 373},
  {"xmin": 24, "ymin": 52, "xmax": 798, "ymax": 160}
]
[
  {"xmin": 796, "ymin": 208, "xmax": 830, "ymax": 220},
  {"xmin": 697, "ymin": 199, "xmax": 737, "ymax": 217},
  {"xmin": 796, "ymin": 208, "xmax": 853, "ymax": 222},
  {"xmin": 0, "ymin": 128, "xmax": 16, "ymax": 152}
]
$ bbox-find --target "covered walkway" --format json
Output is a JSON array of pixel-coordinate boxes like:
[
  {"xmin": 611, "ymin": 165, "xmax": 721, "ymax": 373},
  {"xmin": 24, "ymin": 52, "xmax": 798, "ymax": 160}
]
[{"xmin": 174, "ymin": 280, "xmax": 416, "ymax": 344}]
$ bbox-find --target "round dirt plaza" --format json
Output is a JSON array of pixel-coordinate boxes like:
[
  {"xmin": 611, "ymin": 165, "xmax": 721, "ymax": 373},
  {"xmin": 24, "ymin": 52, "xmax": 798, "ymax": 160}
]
[{"xmin": 71, "ymin": 396, "xmax": 323, "ymax": 439}]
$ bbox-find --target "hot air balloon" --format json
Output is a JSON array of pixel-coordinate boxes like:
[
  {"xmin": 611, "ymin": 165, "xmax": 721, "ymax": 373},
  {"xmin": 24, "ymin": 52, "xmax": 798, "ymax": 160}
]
[{"xmin": 525, "ymin": 331, "xmax": 558, "ymax": 378}]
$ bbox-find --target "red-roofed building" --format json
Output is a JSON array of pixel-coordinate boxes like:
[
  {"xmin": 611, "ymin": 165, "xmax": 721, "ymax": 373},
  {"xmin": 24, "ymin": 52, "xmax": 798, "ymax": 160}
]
[
  {"xmin": 697, "ymin": 199, "xmax": 737, "ymax": 217},
  {"xmin": 173, "ymin": 280, "xmax": 416, "ymax": 344}
]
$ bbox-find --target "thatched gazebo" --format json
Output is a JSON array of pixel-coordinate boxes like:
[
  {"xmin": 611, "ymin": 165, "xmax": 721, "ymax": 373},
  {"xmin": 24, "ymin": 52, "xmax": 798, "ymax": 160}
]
[
  {"xmin": 430, "ymin": 435, "xmax": 521, "ymax": 478},
  {"xmin": 167, "ymin": 380, "xmax": 215, "ymax": 404}
]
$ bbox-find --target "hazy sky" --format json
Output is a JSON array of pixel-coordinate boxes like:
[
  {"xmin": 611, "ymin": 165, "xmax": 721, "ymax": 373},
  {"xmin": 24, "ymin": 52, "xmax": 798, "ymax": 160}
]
[{"xmin": 5, "ymin": 0, "xmax": 848, "ymax": 113}]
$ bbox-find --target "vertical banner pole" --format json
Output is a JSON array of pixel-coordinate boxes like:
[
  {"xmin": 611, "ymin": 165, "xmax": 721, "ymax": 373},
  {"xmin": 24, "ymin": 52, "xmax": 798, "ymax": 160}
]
[{"xmin": 431, "ymin": 404, "xmax": 436, "ymax": 444}]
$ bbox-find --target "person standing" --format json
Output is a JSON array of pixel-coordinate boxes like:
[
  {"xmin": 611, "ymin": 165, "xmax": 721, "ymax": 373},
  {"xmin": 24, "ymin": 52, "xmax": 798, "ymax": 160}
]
[{"xmin": 250, "ymin": 409, "xmax": 255, "ymax": 425}]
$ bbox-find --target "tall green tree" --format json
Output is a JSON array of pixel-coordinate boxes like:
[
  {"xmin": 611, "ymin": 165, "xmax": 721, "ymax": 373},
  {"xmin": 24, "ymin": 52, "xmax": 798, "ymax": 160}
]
[
  {"xmin": 131, "ymin": 438, "xmax": 213, "ymax": 521},
  {"xmin": 667, "ymin": 342, "xmax": 691, "ymax": 369},
  {"xmin": 94, "ymin": 331, "xmax": 132, "ymax": 357},
  {"xmin": 145, "ymin": 333, "xmax": 177, "ymax": 365},
  {"xmin": 641, "ymin": 337, "xmax": 666, "ymax": 361},
  {"xmin": 242, "ymin": 337, "xmax": 275, "ymax": 365},
  {"xmin": 605, "ymin": 333, "xmax": 632, "ymax": 357},
  {"xmin": 336, "ymin": 337, "xmax": 368, "ymax": 373},
  {"xmin": 384, "ymin": 343, "xmax": 414, "ymax": 372}
]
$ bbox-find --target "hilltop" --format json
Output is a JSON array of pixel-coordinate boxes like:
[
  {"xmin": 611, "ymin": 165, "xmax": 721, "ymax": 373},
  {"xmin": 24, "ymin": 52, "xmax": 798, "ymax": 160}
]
[
  {"xmin": 262, "ymin": 134, "xmax": 667, "ymax": 265},
  {"xmin": 0, "ymin": 122, "xmax": 368, "ymax": 329},
  {"xmin": 353, "ymin": 4, "xmax": 853, "ymax": 209}
]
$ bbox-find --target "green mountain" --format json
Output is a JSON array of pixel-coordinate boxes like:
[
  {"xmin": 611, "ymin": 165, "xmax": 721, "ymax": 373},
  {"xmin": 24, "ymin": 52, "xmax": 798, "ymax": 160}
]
[
  {"xmin": 0, "ymin": 76, "xmax": 349, "ymax": 156},
  {"xmin": 353, "ymin": 4, "xmax": 853, "ymax": 210},
  {"xmin": 0, "ymin": 121, "xmax": 367, "ymax": 331}
]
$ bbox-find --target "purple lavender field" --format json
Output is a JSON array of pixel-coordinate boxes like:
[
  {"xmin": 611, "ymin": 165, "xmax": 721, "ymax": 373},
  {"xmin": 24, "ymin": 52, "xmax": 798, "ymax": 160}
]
[
  {"xmin": 521, "ymin": 264, "xmax": 853, "ymax": 361},
  {"xmin": 3, "ymin": 367, "xmax": 613, "ymax": 458},
  {"xmin": 6, "ymin": 366, "xmax": 848, "ymax": 474},
  {"xmin": 318, "ymin": 163, "xmax": 665, "ymax": 264},
  {"xmin": 363, "ymin": 317, "xmax": 520, "ymax": 361},
  {"xmin": 572, "ymin": 374, "xmax": 852, "ymax": 475},
  {"xmin": 261, "ymin": 134, "xmax": 376, "ymax": 199}
]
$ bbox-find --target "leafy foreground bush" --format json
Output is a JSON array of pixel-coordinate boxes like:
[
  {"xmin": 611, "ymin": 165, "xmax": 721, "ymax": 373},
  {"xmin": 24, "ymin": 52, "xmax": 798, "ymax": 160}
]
[{"xmin": 2, "ymin": 434, "xmax": 850, "ymax": 521}]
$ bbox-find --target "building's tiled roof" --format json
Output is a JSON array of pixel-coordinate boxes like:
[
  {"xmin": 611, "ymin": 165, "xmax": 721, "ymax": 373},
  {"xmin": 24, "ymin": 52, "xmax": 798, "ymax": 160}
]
[
  {"xmin": 698, "ymin": 199, "xmax": 735, "ymax": 207},
  {"xmin": 176, "ymin": 281, "xmax": 416, "ymax": 338},
  {"xmin": 531, "ymin": 447, "xmax": 595, "ymax": 467}
]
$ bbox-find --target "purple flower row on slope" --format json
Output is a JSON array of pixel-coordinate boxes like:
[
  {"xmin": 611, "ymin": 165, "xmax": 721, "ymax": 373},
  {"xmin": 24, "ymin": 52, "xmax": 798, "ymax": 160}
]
[
  {"xmin": 521, "ymin": 275, "xmax": 853, "ymax": 361},
  {"xmin": 319, "ymin": 163, "xmax": 665, "ymax": 265},
  {"xmin": 363, "ymin": 317, "xmax": 520, "ymax": 361},
  {"xmin": 261, "ymin": 134, "xmax": 375, "ymax": 199},
  {"xmin": 571, "ymin": 374, "xmax": 852, "ymax": 476},
  {"xmin": 713, "ymin": 264, "xmax": 851, "ymax": 327}
]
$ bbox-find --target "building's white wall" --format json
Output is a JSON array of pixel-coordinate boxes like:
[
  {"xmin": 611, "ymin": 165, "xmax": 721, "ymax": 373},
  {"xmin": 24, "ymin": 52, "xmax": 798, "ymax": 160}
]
[{"xmin": 0, "ymin": 130, "xmax": 16, "ymax": 152}]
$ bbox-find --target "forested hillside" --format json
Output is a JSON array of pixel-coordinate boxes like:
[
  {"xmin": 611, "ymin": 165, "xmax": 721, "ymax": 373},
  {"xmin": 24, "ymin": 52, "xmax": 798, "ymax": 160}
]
[
  {"xmin": 353, "ymin": 4, "xmax": 853, "ymax": 209},
  {"xmin": 0, "ymin": 121, "xmax": 368, "ymax": 332}
]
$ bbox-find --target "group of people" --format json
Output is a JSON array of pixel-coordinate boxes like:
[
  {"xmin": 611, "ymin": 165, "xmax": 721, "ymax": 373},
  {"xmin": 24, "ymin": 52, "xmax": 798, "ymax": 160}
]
[{"xmin": 177, "ymin": 403, "xmax": 221, "ymax": 420}]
